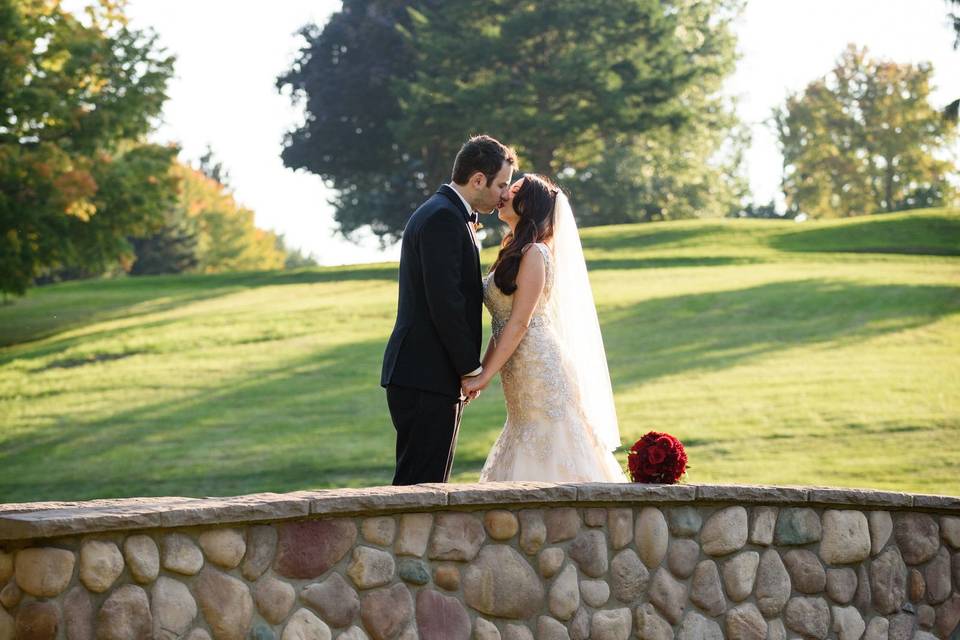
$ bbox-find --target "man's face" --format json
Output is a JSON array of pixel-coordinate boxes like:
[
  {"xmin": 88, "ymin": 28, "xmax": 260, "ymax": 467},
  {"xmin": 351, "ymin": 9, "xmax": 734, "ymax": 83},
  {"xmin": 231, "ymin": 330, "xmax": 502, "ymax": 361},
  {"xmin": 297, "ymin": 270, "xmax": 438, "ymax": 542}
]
[{"xmin": 472, "ymin": 161, "xmax": 513, "ymax": 214}]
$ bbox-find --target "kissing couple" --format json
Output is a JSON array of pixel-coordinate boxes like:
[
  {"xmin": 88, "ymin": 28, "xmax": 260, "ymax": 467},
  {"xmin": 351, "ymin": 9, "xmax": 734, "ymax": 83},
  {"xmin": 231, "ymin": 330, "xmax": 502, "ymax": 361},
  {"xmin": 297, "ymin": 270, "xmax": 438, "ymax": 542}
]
[{"xmin": 381, "ymin": 135, "xmax": 627, "ymax": 485}]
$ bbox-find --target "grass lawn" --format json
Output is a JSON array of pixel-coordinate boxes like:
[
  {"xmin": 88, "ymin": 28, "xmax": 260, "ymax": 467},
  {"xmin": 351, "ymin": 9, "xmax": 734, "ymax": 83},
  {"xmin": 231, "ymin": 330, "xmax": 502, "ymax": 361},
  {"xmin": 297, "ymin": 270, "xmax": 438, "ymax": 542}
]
[{"xmin": 1, "ymin": 208, "xmax": 958, "ymax": 502}]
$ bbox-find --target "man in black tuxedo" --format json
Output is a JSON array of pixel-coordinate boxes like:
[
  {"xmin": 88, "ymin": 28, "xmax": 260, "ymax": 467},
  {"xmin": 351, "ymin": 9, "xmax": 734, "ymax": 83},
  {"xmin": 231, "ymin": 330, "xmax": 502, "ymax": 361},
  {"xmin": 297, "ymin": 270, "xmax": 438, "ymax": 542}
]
[{"xmin": 381, "ymin": 135, "xmax": 516, "ymax": 485}]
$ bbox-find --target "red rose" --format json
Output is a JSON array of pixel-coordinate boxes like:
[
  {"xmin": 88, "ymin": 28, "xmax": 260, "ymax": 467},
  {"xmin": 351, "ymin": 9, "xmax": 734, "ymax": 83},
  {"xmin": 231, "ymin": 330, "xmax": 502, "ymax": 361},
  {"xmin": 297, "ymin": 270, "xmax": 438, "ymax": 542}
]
[
  {"xmin": 647, "ymin": 446, "xmax": 667, "ymax": 465},
  {"xmin": 626, "ymin": 431, "xmax": 688, "ymax": 484}
]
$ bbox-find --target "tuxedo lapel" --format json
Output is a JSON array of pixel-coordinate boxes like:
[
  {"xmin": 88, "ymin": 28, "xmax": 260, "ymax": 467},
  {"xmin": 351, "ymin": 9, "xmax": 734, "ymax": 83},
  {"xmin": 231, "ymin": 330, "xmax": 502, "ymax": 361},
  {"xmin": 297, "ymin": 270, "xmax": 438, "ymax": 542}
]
[{"xmin": 437, "ymin": 185, "xmax": 481, "ymax": 264}]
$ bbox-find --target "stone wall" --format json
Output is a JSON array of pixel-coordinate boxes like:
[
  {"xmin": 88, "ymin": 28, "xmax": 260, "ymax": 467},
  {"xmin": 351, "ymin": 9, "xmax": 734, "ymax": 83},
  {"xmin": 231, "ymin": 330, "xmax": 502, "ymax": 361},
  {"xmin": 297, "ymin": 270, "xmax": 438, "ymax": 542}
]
[{"xmin": 0, "ymin": 483, "xmax": 959, "ymax": 640}]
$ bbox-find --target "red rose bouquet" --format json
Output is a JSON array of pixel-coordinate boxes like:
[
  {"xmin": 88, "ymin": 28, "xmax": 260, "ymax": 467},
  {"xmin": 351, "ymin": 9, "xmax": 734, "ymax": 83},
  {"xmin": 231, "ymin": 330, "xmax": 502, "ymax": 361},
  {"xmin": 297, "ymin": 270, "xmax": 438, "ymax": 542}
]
[{"xmin": 627, "ymin": 431, "xmax": 688, "ymax": 484}]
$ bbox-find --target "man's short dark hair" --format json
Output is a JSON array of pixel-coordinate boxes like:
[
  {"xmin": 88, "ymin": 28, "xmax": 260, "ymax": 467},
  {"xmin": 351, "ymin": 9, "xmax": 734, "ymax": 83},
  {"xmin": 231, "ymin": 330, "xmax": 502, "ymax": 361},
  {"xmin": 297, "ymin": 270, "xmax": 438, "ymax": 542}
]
[{"xmin": 451, "ymin": 135, "xmax": 517, "ymax": 186}]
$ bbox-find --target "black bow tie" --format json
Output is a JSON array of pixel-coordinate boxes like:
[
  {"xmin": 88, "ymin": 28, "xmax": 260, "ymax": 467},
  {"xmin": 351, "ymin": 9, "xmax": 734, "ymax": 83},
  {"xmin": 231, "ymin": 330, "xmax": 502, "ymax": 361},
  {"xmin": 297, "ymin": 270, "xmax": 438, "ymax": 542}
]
[{"xmin": 465, "ymin": 211, "xmax": 478, "ymax": 224}]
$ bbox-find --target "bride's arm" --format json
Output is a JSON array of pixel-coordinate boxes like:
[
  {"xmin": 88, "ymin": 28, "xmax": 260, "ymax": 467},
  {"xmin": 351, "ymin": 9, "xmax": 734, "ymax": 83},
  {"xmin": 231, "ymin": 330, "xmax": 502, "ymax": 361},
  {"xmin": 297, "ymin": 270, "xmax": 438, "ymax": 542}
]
[{"xmin": 465, "ymin": 248, "xmax": 545, "ymax": 392}]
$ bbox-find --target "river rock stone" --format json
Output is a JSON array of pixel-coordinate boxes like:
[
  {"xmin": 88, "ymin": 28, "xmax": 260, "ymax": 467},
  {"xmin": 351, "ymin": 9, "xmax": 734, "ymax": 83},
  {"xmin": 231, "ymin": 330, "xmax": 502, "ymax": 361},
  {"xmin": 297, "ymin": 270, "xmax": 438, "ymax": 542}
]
[
  {"xmin": 784, "ymin": 597, "xmax": 829, "ymax": 639},
  {"xmin": 123, "ymin": 535, "xmax": 160, "ymax": 584},
  {"xmin": 281, "ymin": 609, "xmax": 330, "ymax": 640},
  {"xmin": 502, "ymin": 625, "xmax": 533, "ymax": 640},
  {"xmin": 194, "ymin": 567, "xmax": 254, "ymax": 640},
  {"xmin": 864, "ymin": 617, "xmax": 888, "ymax": 640},
  {"xmin": 584, "ymin": 508, "xmax": 607, "ymax": 528},
  {"xmin": 300, "ymin": 573, "xmax": 359, "ymax": 628},
  {"xmin": 755, "ymin": 549, "xmax": 791, "ymax": 617},
  {"xmin": 749, "ymin": 507, "xmax": 777, "ymax": 546},
  {"xmin": 887, "ymin": 613, "xmax": 914, "ymax": 640},
  {"xmin": 97, "ymin": 584, "xmax": 151, "ymax": 640},
  {"xmin": 152, "ymin": 577, "xmax": 198, "ymax": 640},
  {"xmin": 416, "ymin": 589, "xmax": 470, "ymax": 640},
  {"xmin": 14, "ymin": 547, "xmax": 75, "ymax": 597},
  {"xmin": 870, "ymin": 547, "xmax": 907, "ymax": 614},
  {"xmin": 869, "ymin": 511, "xmax": 893, "ymax": 555},
  {"xmin": 648, "ymin": 568, "xmax": 686, "ymax": 624},
  {"xmin": 924, "ymin": 546, "xmax": 951, "ymax": 604},
  {"xmin": 434, "ymin": 563, "xmax": 460, "ymax": 591},
  {"xmin": 362, "ymin": 517, "xmax": 396, "ymax": 547},
  {"xmin": 242, "ymin": 526, "xmax": 277, "ymax": 581},
  {"xmin": 633, "ymin": 604, "xmax": 672, "ymax": 640},
  {"xmin": 519, "ymin": 510, "xmax": 547, "ymax": 554},
  {"xmin": 942, "ymin": 516, "xmax": 960, "ymax": 548},
  {"xmin": 0, "ymin": 579, "xmax": 20, "ymax": 609},
  {"xmin": 591, "ymin": 608, "xmax": 631, "ymax": 640},
  {"xmin": 537, "ymin": 616, "xmax": 569, "ymax": 640},
  {"xmin": 831, "ymin": 606, "xmax": 865, "ymax": 640},
  {"xmin": 821, "ymin": 510, "xmax": 871, "ymax": 564},
  {"xmin": 895, "ymin": 513, "xmax": 939, "ymax": 565},
  {"xmin": 348, "ymin": 546, "xmax": 396, "ymax": 589},
  {"xmin": 676, "ymin": 612, "xmax": 722, "ymax": 640},
  {"xmin": 570, "ymin": 608, "xmax": 590, "ymax": 640},
  {"xmin": 549, "ymin": 564, "xmax": 580, "ymax": 620},
  {"xmin": 275, "ymin": 519, "xmax": 356, "ymax": 579},
  {"xmin": 253, "ymin": 576, "xmax": 294, "ymax": 625},
  {"xmin": 935, "ymin": 592, "xmax": 960, "ymax": 637},
  {"xmin": 396, "ymin": 513, "xmax": 433, "ymax": 557},
  {"xmin": 463, "ymin": 545, "xmax": 544, "ymax": 619},
  {"xmin": 691, "ymin": 560, "xmax": 726, "ymax": 616},
  {"xmin": 766, "ymin": 619, "xmax": 786, "ymax": 640},
  {"xmin": 198, "ymin": 529, "xmax": 245, "ymax": 569},
  {"xmin": 610, "ymin": 548, "xmax": 648, "ymax": 602},
  {"xmin": 539, "ymin": 548, "xmax": 565, "ymax": 579},
  {"xmin": 668, "ymin": 539, "xmax": 700, "ymax": 579},
  {"xmin": 636, "ymin": 508, "xmax": 669, "ymax": 568},
  {"xmin": 667, "ymin": 507, "xmax": 702, "ymax": 538},
  {"xmin": 826, "ymin": 567, "xmax": 858, "ymax": 604},
  {"xmin": 725, "ymin": 603, "xmax": 766, "ymax": 640},
  {"xmin": 609, "ymin": 509, "xmax": 633, "ymax": 549},
  {"xmin": 721, "ymin": 552, "xmax": 758, "ymax": 602},
  {"xmin": 775, "ymin": 508, "xmax": 821, "ymax": 545},
  {"xmin": 0, "ymin": 551, "xmax": 11, "ymax": 583},
  {"xmin": 63, "ymin": 585, "xmax": 93, "ymax": 640},
  {"xmin": 428, "ymin": 513, "xmax": 485, "ymax": 562},
  {"xmin": 569, "ymin": 530, "xmax": 608, "ymax": 578},
  {"xmin": 360, "ymin": 584, "xmax": 413, "ymax": 640},
  {"xmin": 397, "ymin": 558, "xmax": 430, "ymax": 585},
  {"xmin": 484, "ymin": 511, "xmax": 519, "ymax": 540},
  {"xmin": 0, "ymin": 606, "xmax": 10, "ymax": 640},
  {"xmin": 702, "ymin": 507, "xmax": 748, "ymax": 556},
  {"xmin": 545, "ymin": 508, "xmax": 581, "ymax": 543},
  {"xmin": 580, "ymin": 579, "xmax": 610, "ymax": 608},
  {"xmin": 79, "ymin": 539, "xmax": 124, "ymax": 593},
  {"xmin": 473, "ymin": 618, "xmax": 500, "ymax": 640},
  {"xmin": 186, "ymin": 630, "xmax": 212, "ymax": 640},
  {"xmin": 910, "ymin": 567, "xmax": 926, "ymax": 601},
  {"xmin": 918, "ymin": 604, "xmax": 935, "ymax": 629},
  {"xmin": 784, "ymin": 549, "xmax": 826, "ymax": 594},
  {"xmin": 16, "ymin": 601, "xmax": 59, "ymax": 640},
  {"xmin": 162, "ymin": 534, "xmax": 204, "ymax": 576}
]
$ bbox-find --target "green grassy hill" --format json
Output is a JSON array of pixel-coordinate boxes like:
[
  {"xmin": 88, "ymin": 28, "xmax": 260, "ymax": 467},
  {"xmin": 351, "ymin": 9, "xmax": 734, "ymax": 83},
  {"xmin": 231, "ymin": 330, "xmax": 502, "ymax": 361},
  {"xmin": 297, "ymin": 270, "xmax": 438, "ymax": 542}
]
[{"xmin": 1, "ymin": 208, "xmax": 958, "ymax": 502}]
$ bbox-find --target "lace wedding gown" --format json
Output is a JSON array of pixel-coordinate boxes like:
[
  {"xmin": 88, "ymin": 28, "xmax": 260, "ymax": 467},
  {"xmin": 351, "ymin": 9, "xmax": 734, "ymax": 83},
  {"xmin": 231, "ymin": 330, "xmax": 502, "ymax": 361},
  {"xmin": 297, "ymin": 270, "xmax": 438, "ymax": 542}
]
[{"xmin": 479, "ymin": 243, "xmax": 628, "ymax": 482}]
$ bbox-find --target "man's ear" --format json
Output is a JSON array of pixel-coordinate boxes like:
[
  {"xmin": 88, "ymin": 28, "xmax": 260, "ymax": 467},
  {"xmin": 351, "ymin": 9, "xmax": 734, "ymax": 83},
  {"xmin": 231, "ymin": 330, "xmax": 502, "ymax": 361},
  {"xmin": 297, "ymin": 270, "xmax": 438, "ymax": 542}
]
[{"xmin": 471, "ymin": 172, "xmax": 485, "ymax": 189}]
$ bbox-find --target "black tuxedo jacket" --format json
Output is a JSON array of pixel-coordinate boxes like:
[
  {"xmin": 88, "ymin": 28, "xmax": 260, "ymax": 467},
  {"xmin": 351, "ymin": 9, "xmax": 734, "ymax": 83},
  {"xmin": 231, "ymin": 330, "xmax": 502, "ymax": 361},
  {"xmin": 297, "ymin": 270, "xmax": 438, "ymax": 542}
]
[{"xmin": 380, "ymin": 185, "xmax": 483, "ymax": 398}]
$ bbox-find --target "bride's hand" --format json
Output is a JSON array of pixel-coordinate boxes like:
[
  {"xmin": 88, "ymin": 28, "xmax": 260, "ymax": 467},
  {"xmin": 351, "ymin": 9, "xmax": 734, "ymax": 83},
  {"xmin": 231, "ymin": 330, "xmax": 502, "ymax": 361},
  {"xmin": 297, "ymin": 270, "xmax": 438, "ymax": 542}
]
[{"xmin": 461, "ymin": 374, "xmax": 487, "ymax": 398}]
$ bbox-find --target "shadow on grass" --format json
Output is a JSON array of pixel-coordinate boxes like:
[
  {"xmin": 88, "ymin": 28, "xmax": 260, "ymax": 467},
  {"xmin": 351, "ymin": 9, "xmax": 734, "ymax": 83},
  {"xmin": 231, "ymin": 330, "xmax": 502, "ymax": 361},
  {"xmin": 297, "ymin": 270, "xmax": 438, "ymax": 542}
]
[
  {"xmin": 586, "ymin": 256, "xmax": 761, "ymax": 271},
  {"xmin": 604, "ymin": 279, "xmax": 960, "ymax": 389},
  {"xmin": 0, "ymin": 337, "xmax": 402, "ymax": 501},
  {"xmin": 770, "ymin": 214, "xmax": 960, "ymax": 256},
  {"xmin": 0, "ymin": 263, "xmax": 399, "ymax": 348}
]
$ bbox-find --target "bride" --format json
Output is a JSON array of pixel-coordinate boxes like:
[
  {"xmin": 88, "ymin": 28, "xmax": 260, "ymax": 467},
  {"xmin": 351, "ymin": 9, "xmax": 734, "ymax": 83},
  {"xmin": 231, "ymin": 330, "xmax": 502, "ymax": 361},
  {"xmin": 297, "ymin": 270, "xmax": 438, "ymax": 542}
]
[{"xmin": 462, "ymin": 174, "xmax": 627, "ymax": 483}]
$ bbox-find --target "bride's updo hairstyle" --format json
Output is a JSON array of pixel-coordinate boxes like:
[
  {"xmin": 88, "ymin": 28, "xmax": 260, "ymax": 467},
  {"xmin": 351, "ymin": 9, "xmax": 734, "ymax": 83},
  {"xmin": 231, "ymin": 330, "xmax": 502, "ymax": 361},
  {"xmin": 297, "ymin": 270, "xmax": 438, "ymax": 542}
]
[{"xmin": 491, "ymin": 173, "xmax": 559, "ymax": 295}]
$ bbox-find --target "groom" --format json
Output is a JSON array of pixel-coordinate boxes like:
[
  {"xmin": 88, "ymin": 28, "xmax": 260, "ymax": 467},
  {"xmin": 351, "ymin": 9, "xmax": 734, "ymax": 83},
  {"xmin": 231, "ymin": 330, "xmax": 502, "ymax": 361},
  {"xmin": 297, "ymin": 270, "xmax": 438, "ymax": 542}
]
[{"xmin": 381, "ymin": 135, "xmax": 516, "ymax": 485}]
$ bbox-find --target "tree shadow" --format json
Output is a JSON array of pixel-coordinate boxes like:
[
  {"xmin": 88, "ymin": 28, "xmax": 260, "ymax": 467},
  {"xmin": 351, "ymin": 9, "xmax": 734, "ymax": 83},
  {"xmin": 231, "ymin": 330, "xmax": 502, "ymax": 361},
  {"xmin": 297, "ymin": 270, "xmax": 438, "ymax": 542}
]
[
  {"xmin": 0, "ymin": 264, "xmax": 399, "ymax": 348},
  {"xmin": 602, "ymin": 279, "xmax": 960, "ymax": 388}
]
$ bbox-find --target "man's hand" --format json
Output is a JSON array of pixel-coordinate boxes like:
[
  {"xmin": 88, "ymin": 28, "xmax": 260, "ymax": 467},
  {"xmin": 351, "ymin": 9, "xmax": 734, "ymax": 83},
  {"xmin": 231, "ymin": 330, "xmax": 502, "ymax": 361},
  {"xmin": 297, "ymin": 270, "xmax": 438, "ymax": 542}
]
[{"xmin": 461, "ymin": 374, "xmax": 489, "ymax": 402}]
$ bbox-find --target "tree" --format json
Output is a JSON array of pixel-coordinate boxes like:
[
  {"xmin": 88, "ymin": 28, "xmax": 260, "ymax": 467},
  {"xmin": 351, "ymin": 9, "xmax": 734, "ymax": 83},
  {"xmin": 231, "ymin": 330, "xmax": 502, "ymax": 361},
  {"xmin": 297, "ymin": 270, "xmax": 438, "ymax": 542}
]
[
  {"xmin": 0, "ymin": 0, "xmax": 176, "ymax": 295},
  {"xmin": 279, "ymin": 0, "xmax": 745, "ymax": 242},
  {"xmin": 948, "ymin": 0, "xmax": 960, "ymax": 49},
  {"xmin": 775, "ymin": 46, "xmax": 957, "ymax": 218}
]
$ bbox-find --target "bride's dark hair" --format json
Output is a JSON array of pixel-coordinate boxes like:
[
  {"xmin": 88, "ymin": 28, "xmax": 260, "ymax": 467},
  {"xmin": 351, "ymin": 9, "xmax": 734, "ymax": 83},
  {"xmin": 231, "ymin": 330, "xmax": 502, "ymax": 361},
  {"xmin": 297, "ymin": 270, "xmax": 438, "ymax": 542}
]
[{"xmin": 491, "ymin": 173, "xmax": 559, "ymax": 295}]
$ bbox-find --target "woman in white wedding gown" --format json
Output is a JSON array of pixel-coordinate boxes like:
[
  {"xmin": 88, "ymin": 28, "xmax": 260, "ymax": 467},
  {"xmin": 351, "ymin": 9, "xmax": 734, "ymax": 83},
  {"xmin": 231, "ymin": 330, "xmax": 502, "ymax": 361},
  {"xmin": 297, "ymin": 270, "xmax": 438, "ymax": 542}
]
[{"xmin": 462, "ymin": 174, "xmax": 627, "ymax": 483}]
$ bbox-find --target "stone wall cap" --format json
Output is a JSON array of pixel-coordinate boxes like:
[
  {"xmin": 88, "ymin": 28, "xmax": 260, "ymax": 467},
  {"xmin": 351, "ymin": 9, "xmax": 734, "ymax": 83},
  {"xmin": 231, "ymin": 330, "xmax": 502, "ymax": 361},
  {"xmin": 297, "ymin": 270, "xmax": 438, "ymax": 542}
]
[{"xmin": 1, "ymin": 483, "xmax": 956, "ymax": 542}]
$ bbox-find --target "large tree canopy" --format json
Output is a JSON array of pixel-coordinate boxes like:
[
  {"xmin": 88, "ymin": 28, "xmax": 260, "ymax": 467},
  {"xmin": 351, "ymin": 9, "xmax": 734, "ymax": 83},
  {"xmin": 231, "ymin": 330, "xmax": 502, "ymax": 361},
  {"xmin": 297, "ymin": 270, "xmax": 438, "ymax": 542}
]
[
  {"xmin": 775, "ymin": 45, "xmax": 957, "ymax": 218},
  {"xmin": 0, "ymin": 0, "xmax": 176, "ymax": 296},
  {"xmin": 278, "ymin": 0, "xmax": 745, "ymax": 243}
]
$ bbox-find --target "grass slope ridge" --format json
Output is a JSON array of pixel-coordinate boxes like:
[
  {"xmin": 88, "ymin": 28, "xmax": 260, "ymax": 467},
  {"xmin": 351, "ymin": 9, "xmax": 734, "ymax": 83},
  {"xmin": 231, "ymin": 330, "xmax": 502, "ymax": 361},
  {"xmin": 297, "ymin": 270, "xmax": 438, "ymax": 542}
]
[{"xmin": 0, "ymin": 208, "xmax": 958, "ymax": 501}]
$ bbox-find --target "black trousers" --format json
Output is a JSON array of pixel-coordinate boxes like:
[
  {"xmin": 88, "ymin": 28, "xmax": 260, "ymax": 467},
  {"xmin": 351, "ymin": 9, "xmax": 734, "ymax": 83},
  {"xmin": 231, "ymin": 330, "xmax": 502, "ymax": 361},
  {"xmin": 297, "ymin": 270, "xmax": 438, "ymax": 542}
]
[{"xmin": 387, "ymin": 384, "xmax": 463, "ymax": 485}]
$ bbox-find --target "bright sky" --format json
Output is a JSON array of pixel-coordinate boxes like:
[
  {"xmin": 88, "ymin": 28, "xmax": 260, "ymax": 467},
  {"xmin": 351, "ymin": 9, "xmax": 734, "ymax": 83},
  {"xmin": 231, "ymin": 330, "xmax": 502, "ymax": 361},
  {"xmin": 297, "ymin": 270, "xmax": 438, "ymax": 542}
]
[{"xmin": 97, "ymin": 1, "xmax": 960, "ymax": 264}]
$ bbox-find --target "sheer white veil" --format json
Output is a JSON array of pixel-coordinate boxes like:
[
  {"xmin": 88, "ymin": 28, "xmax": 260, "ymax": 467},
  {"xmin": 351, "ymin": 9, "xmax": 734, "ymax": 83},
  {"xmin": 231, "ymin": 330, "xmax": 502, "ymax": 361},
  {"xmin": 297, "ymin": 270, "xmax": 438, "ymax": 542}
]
[{"xmin": 546, "ymin": 190, "xmax": 622, "ymax": 452}]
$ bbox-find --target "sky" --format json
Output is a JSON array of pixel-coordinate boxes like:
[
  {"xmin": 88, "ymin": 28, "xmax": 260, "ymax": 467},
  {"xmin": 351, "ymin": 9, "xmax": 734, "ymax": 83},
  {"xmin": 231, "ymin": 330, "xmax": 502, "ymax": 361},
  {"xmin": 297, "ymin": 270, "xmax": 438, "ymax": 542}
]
[{"xmin": 85, "ymin": 0, "xmax": 960, "ymax": 265}]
